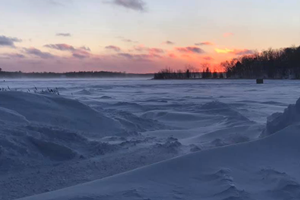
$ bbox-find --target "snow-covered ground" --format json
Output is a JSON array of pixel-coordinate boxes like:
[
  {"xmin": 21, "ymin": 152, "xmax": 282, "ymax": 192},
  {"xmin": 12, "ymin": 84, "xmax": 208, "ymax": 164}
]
[{"xmin": 0, "ymin": 78, "xmax": 300, "ymax": 200}]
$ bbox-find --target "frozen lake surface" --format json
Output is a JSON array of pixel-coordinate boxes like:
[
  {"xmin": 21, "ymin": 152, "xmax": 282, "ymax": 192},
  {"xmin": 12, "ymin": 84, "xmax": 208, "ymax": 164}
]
[
  {"xmin": 2, "ymin": 78, "xmax": 299, "ymax": 122},
  {"xmin": 1, "ymin": 78, "xmax": 300, "ymax": 200}
]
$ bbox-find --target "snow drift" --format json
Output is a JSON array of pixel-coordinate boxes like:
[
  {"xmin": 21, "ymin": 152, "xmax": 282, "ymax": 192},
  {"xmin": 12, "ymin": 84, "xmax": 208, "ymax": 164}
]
[
  {"xmin": 0, "ymin": 91, "xmax": 127, "ymax": 172},
  {"xmin": 262, "ymin": 97, "xmax": 300, "ymax": 137},
  {"xmin": 0, "ymin": 92, "xmax": 124, "ymax": 137},
  {"xmin": 18, "ymin": 123, "xmax": 300, "ymax": 200}
]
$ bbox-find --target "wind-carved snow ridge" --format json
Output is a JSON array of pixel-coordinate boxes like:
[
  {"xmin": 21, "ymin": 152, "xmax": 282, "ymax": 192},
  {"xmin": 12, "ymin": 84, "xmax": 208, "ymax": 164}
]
[
  {"xmin": 198, "ymin": 168, "xmax": 250, "ymax": 200},
  {"xmin": 200, "ymin": 101, "xmax": 254, "ymax": 127},
  {"xmin": 262, "ymin": 97, "xmax": 300, "ymax": 137},
  {"xmin": 259, "ymin": 168, "xmax": 300, "ymax": 199}
]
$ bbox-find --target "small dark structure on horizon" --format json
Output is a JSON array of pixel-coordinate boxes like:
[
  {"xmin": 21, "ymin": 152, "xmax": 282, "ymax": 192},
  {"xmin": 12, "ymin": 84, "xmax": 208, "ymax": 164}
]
[{"xmin": 256, "ymin": 79, "xmax": 264, "ymax": 84}]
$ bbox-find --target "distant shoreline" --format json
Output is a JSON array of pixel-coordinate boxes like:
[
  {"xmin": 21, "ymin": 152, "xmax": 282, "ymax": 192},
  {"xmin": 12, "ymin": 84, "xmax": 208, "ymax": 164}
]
[{"xmin": 0, "ymin": 71, "xmax": 153, "ymax": 79}]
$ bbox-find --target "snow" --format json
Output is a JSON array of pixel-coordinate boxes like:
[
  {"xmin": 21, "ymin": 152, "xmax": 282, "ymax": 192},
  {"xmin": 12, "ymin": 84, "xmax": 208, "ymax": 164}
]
[
  {"xmin": 0, "ymin": 78, "xmax": 300, "ymax": 200},
  {"xmin": 262, "ymin": 97, "xmax": 300, "ymax": 137},
  {"xmin": 17, "ymin": 125, "xmax": 300, "ymax": 200},
  {"xmin": 0, "ymin": 92, "xmax": 124, "ymax": 137}
]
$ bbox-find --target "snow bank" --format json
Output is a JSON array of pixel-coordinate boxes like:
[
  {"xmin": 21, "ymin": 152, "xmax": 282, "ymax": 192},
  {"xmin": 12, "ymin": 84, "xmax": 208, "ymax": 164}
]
[
  {"xmin": 0, "ymin": 92, "xmax": 124, "ymax": 137},
  {"xmin": 0, "ymin": 91, "xmax": 128, "ymax": 172},
  {"xmin": 18, "ymin": 124, "xmax": 300, "ymax": 200},
  {"xmin": 262, "ymin": 97, "xmax": 300, "ymax": 137}
]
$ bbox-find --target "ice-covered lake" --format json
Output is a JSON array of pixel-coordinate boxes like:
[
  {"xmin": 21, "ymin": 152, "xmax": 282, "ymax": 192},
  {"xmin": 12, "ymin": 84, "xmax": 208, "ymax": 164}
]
[
  {"xmin": 1, "ymin": 78, "xmax": 300, "ymax": 200},
  {"xmin": 2, "ymin": 78, "xmax": 299, "ymax": 122}
]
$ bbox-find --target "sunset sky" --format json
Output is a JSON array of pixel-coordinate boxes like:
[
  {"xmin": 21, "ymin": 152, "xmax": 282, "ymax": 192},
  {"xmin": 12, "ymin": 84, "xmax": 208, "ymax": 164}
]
[{"xmin": 0, "ymin": 0, "xmax": 299, "ymax": 73}]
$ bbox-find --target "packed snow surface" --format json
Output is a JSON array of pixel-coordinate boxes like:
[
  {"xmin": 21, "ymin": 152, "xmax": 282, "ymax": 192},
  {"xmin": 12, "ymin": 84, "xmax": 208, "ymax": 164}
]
[
  {"xmin": 19, "ymin": 126, "xmax": 300, "ymax": 200},
  {"xmin": 0, "ymin": 78, "xmax": 299, "ymax": 200}
]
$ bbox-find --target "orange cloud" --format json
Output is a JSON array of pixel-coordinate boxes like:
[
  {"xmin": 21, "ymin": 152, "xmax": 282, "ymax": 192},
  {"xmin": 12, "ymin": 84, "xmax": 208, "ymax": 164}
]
[
  {"xmin": 215, "ymin": 48, "xmax": 234, "ymax": 54},
  {"xmin": 215, "ymin": 48, "xmax": 254, "ymax": 56}
]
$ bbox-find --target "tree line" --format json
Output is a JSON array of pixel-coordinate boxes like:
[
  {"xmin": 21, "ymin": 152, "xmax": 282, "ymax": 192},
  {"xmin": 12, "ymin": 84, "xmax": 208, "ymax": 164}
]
[
  {"xmin": 154, "ymin": 45, "xmax": 300, "ymax": 80},
  {"xmin": 0, "ymin": 70, "xmax": 153, "ymax": 78},
  {"xmin": 153, "ymin": 67, "xmax": 224, "ymax": 79},
  {"xmin": 222, "ymin": 45, "xmax": 300, "ymax": 79}
]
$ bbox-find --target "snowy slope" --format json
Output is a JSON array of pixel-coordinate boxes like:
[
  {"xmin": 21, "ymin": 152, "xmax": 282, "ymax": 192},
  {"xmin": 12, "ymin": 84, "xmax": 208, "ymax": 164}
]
[
  {"xmin": 0, "ymin": 92, "xmax": 124, "ymax": 137},
  {"xmin": 18, "ymin": 123, "xmax": 300, "ymax": 200},
  {"xmin": 0, "ymin": 91, "xmax": 181, "ymax": 199},
  {"xmin": 0, "ymin": 91, "xmax": 127, "ymax": 181}
]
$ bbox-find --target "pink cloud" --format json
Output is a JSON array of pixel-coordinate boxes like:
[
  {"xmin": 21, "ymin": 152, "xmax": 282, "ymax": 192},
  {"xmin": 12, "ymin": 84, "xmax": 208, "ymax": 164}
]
[
  {"xmin": 132, "ymin": 45, "xmax": 164, "ymax": 54},
  {"xmin": 1, "ymin": 41, "xmax": 224, "ymax": 73},
  {"xmin": 202, "ymin": 56, "xmax": 214, "ymax": 61},
  {"xmin": 181, "ymin": 54, "xmax": 191, "ymax": 58},
  {"xmin": 176, "ymin": 46, "xmax": 205, "ymax": 54},
  {"xmin": 117, "ymin": 36, "xmax": 138, "ymax": 43},
  {"xmin": 23, "ymin": 48, "xmax": 55, "ymax": 59},
  {"xmin": 168, "ymin": 53, "xmax": 177, "ymax": 58},
  {"xmin": 195, "ymin": 42, "xmax": 214, "ymax": 46},
  {"xmin": 44, "ymin": 44, "xmax": 76, "ymax": 51},
  {"xmin": 163, "ymin": 41, "xmax": 175, "ymax": 45},
  {"xmin": 72, "ymin": 50, "xmax": 91, "ymax": 59},
  {"xmin": 44, "ymin": 43, "xmax": 91, "ymax": 59},
  {"xmin": 234, "ymin": 49, "xmax": 255, "ymax": 56},
  {"xmin": 148, "ymin": 48, "xmax": 164, "ymax": 54},
  {"xmin": 133, "ymin": 45, "xmax": 147, "ymax": 52},
  {"xmin": 117, "ymin": 52, "xmax": 162, "ymax": 61},
  {"xmin": 0, "ymin": 53, "xmax": 25, "ymax": 59},
  {"xmin": 105, "ymin": 45, "xmax": 121, "ymax": 52},
  {"xmin": 223, "ymin": 32, "xmax": 234, "ymax": 37}
]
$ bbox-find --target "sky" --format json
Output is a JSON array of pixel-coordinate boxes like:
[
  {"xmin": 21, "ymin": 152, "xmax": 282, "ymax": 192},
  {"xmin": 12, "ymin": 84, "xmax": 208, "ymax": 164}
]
[{"xmin": 0, "ymin": 0, "xmax": 299, "ymax": 73}]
